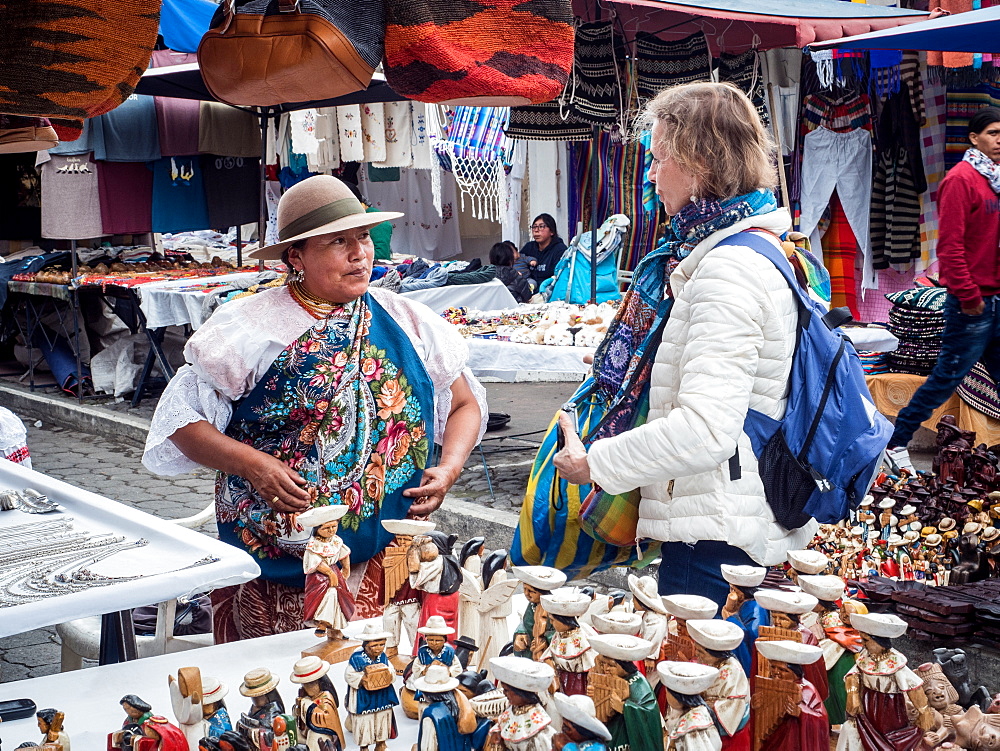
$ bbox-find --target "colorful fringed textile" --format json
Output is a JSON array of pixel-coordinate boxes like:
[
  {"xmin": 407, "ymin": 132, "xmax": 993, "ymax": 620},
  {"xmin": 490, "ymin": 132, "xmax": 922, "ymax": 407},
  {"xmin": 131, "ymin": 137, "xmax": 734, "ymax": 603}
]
[
  {"xmin": 801, "ymin": 92, "xmax": 873, "ymax": 134},
  {"xmin": 788, "ymin": 246, "xmax": 832, "ymax": 304},
  {"xmin": 568, "ymin": 130, "xmax": 660, "ymax": 274},
  {"xmin": 945, "ymin": 85, "xmax": 1000, "ymax": 169},
  {"xmin": 632, "ymin": 32, "xmax": 711, "ymax": 105},
  {"xmin": 823, "ymin": 194, "xmax": 859, "ymax": 320},
  {"xmin": 566, "ymin": 22, "xmax": 621, "ymax": 127},
  {"xmin": 870, "ymin": 50, "xmax": 903, "ymax": 98},
  {"xmin": 957, "ymin": 362, "xmax": 1000, "ymax": 421},
  {"xmin": 919, "ymin": 78, "xmax": 948, "ymax": 269},
  {"xmin": 717, "ymin": 50, "xmax": 769, "ymax": 126}
]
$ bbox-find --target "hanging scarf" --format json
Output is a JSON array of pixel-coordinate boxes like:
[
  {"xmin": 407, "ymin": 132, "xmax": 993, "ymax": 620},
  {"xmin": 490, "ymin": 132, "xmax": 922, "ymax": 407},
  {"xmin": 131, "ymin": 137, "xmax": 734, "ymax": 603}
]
[
  {"xmin": 588, "ymin": 189, "xmax": 778, "ymax": 440},
  {"xmin": 964, "ymin": 147, "xmax": 1000, "ymax": 194}
]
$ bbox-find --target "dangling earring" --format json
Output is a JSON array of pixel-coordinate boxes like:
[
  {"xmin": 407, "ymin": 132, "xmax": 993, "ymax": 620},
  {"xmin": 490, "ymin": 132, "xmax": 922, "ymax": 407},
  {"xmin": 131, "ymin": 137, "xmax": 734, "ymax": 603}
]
[
  {"xmin": 690, "ymin": 194, "xmax": 698, "ymax": 204},
  {"xmin": 294, "ymin": 268, "xmax": 305, "ymax": 282}
]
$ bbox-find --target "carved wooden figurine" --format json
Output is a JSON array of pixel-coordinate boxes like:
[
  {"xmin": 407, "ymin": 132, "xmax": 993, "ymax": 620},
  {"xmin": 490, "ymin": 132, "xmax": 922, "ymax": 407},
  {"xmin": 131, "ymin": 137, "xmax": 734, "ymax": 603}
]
[
  {"xmin": 540, "ymin": 588, "xmax": 597, "ymax": 696},
  {"xmin": 553, "ymin": 693, "xmax": 612, "ymax": 751},
  {"xmin": 487, "ymin": 656, "xmax": 558, "ymax": 751},
  {"xmin": 786, "ymin": 550, "xmax": 830, "ymax": 585},
  {"xmin": 460, "ymin": 549, "xmax": 518, "ymax": 672},
  {"xmin": 837, "ymin": 613, "xmax": 934, "ymax": 751},
  {"xmin": 660, "ymin": 595, "xmax": 718, "ymax": 664},
  {"xmin": 169, "ymin": 667, "xmax": 207, "ymax": 751},
  {"xmin": 687, "ymin": 620, "xmax": 750, "ymax": 751},
  {"xmin": 458, "ymin": 536, "xmax": 487, "ymax": 644},
  {"xmin": 627, "ymin": 575, "xmax": 669, "ymax": 679},
  {"xmin": 381, "ymin": 519, "xmax": 435, "ymax": 673},
  {"xmin": 751, "ymin": 640, "xmax": 829, "ymax": 751},
  {"xmin": 510, "ymin": 565, "xmax": 567, "ymax": 661},
  {"xmin": 657, "ymin": 661, "xmax": 722, "ymax": 751},
  {"xmin": 753, "ymin": 590, "xmax": 828, "ymax": 704},
  {"xmin": 409, "ymin": 531, "xmax": 463, "ymax": 643},
  {"xmin": 413, "ymin": 664, "xmax": 480, "ymax": 751},
  {"xmin": 934, "ymin": 648, "xmax": 992, "ymax": 711},
  {"xmin": 201, "ymin": 677, "xmax": 233, "ymax": 740},
  {"xmin": 109, "ymin": 695, "xmax": 154, "ymax": 751},
  {"xmin": 403, "ymin": 615, "xmax": 464, "ymax": 719},
  {"xmin": 290, "ymin": 656, "xmax": 346, "ymax": 751},
  {"xmin": 237, "ymin": 668, "xmax": 287, "ymax": 750},
  {"xmin": 915, "ymin": 662, "xmax": 964, "ymax": 747},
  {"xmin": 591, "ymin": 611, "xmax": 643, "ymax": 638},
  {"xmin": 132, "ymin": 717, "xmax": 189, "ymax": 751},
  {"xmin": 343, "ymin": 624, "xmax": 399, "ymax": 751},
  {"xmin": 36, "ymin": 708, "xmax": 70, "ymax": 751},
  {"xmin": 587, "ymin": 634, "xmax": 662, "ymax": 751},
  {"xmin": 718, "ymin": 565, "xmax": 770, "ymax": 679}
]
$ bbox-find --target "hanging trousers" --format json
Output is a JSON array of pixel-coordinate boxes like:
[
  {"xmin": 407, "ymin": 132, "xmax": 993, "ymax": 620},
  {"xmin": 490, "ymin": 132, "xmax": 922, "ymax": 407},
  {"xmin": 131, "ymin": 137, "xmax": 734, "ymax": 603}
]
[{"xmin": 799, "ymin": 127, "xmax": 875, "ymax": 289}]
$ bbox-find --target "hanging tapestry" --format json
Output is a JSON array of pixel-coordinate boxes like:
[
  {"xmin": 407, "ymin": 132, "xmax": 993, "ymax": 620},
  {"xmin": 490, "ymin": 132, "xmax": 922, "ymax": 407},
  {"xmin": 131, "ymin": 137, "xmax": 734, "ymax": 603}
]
[
  {"xmin": 918, "ymin": 77, "xmax": 947, "ymax": 270},
  {"xmin": 506, "ymin": 102, "xmax": 591, "ymax": 142},
  {"xmin": 433, "ymin": 107, "xmax": 510, "ymax": 221},
  {"xmin": 944, "ymin": 85, "xmax": 1000, "ymax": 170},
  {"xmin": 823, "ymin": 193, "xmax": 859, "ymax": 320},
  {"xmin": 632, "ymin": 32, "xmax": 711, "ymax": 105},
  {"xmin": 717, "ymin": 50, "xmax": 769, "ymax": 127},
  {"xmin": 565, "ymin": 22, "xmax": 621, "ymax": 127}
]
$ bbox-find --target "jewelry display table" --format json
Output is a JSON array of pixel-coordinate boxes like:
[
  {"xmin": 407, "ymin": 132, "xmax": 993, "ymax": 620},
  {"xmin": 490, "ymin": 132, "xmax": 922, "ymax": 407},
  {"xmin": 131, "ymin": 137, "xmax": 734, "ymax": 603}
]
[{"xmin": 0, "ymin": 460, "xmax": 259, "ymax": 642}]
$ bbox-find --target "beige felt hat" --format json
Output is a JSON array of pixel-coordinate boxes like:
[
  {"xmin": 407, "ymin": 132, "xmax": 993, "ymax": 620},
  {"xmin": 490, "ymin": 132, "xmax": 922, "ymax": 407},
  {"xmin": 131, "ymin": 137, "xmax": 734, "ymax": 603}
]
[
  {"xmin": 413, "ymin": 664, "xmax": 460, "ymax": 694},
  {"xmin": 656, "ymin": 661, "xmax": 719, "ymax": 695},
  {"xmin": 628, "ymin": 575, "xmax": 668, "ymax": 614},
  {"xmin": 924, "ymin": 533, "xmax": 943, "ymax": 547},
  {"xmin": 249, "ymin": 175, "xmax": 403, "ymax": 260},
  {"xmin": 851, "ymin": 612, "xmax": 908, "ymax": 639},
  {"xmin": 662, "ymin": 594, "xmax": 718, "ymax": 621},
  {"xmin": 939, "ymin": 518, "xmax": 957, "ymax": 532},
  {"xmin": 297, "ymin": 504, "xmax": 348, "ymax": 527},
  {"xmin": 381, "ymin": 519, "xmax": 435, "ymax": 536},
  {"xmin": 981, "ymin": 527, "xmax": 1000, "ymax": 542},
  {"xmin": 755, "ymin": 589, "xmax": 818, "ymax": 615},
  {"xmin": 358, "ymin": 623, "xmax": 392, "ymax": 642},
  {"xmin": 511, "ymin": 565, "xmax": 567, "ymax": 592},
  {"xmin": 202, "ymin": 677, "xmax": 228, "ymax": 703},
  {"xmin": 490, "ymin": 656, "xmax": 554, "ymax": 693},
  {"xmin": 787, "ymin": 550, "xmax": 829, "ymax": 574},
  {"xmin": 553, "ymin": 693, "xmax": 612, "ymax": 742},
  {"xmin": 899, "ymin": 504, "xmax": 917, "ymax": 516},
  {"xmin": 541, "ymin": 588, "xmax": 592, "ymax": 617},
  {"xmin": 589, "ymin": 634, "xmax": 653, "ymax": 663},
  {"xmin": 290, "ymin": 656, "xmax": 332, "ymax": 684},
  {"xmin": 418, "ymin": 615, "xmax": 456, "ymax": 636},
  {"xmin": 721, "ymin": 564, "xmax": 767, "ymax": 588},
  {"xmin": 240, "ymin": 668, "xmax": 280, "ymax": 697},
  {"xmin": 591, "ymin": 611, "xmax": 642, "ymax": 636},
  {"xmin": 797, "ymin": 575, "xmax": 846, "ymax": 603},
  {"xmin": 687, "ymin": 619, "xmax": 743, "ymax": 652},
  {"xmin": 755, "ymin": 639, "xmax": 823, "ymax": 665}
]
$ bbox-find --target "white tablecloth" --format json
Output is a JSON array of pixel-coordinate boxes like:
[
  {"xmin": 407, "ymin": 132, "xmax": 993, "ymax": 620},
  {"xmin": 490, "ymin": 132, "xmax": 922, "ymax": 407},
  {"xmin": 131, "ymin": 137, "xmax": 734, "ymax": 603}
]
[
  {"xmin": 0, "ymin": 461, "xmax": 259, "ymax": 638},
  {"xmin": 467, "ymin": 339, "xmax": 593, "ymax": 382},
  {"xmin": 401, "ymin": 279, "xmax": 517, "ymax": 314},
  {"xmin": 134, "ymin": 272, "xmax": 267, "ymax": 330}
]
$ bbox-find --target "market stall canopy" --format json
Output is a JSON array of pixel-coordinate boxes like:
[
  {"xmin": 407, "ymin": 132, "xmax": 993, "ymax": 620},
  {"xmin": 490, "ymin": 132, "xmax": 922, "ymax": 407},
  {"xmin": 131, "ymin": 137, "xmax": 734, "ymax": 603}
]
[
  {"xmin": 809, "ymin": 5, "xmax": 1000, "ymax": 52},
  {"xmin": 159, "ymin": 0, "xmax": 215, "ymax": 54},
  {"xmin": 592, "ymin": 0, "xmax": 926, "ymax": 51},
  {"xmin": 134, "ymin": 62, "xmax": 408, "ymax": 112}
]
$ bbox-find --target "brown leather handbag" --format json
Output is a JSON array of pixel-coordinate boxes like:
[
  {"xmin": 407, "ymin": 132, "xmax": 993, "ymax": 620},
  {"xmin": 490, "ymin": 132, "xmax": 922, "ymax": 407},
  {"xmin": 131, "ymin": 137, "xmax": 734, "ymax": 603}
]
[{"xmin": 198, "ymin": 0, "xmax": 385, "ymax": 107}]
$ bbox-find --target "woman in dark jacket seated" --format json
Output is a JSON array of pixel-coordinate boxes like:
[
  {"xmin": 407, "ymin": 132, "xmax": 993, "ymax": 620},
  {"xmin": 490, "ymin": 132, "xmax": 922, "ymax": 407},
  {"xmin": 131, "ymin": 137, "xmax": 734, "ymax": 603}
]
[
  {"xmin": 489, "ymin": 243, "xmax": 532, "ymax": 303},
  {"xmin": 519, "ymin": 213, "xmax": 568, "ymax": 288}
]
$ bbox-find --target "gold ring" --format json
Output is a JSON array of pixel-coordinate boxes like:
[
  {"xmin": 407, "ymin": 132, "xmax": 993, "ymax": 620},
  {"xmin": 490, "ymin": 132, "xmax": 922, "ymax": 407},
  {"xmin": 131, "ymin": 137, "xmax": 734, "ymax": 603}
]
[{"xmin": 271, "ymin": 496, "xmax": 280, "ymax": 503}]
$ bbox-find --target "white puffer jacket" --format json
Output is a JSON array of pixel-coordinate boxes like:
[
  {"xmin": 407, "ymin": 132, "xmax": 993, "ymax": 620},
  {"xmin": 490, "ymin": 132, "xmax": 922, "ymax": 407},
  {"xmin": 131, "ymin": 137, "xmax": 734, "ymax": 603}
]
[{"xmin": 587, "ymin": 208, "xmax": 818, "ymax": 565}]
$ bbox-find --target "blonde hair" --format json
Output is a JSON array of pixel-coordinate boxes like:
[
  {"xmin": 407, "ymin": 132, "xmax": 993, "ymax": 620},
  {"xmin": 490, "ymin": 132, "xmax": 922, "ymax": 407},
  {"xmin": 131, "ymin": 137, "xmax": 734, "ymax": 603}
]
[{"xmin": 642, "ymin": 81, "xmax": 777, "ymax": 200}]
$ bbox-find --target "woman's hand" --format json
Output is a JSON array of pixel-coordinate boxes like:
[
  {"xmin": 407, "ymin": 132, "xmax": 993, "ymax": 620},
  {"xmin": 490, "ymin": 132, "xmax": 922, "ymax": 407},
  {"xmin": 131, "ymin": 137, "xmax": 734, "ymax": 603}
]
[
  {"xmin": 404, "ymin": 465, "xmax": 460, "ymax": 518},
  {"xmin": 553, "ymin": 412, "xmax": 592, "ymax": 485},
  {"xmin": 241, "ymin": 451, "xmax": 311, "ymax": 513}
]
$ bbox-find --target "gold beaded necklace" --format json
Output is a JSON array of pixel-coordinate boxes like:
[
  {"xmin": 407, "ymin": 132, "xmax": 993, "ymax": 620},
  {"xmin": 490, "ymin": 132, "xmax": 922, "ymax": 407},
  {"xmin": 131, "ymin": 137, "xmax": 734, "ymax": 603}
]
[{"xmin": 288, "ymin": 279, "xmax": 340, "ymax": 319}]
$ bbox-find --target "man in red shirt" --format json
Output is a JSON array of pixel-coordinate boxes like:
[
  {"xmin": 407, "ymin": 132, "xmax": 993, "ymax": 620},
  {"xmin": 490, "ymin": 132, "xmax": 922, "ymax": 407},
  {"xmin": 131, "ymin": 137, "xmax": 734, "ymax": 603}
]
[{"xmin": 888, "ymin": 107, "xmax": 1000, "ymax": 470}]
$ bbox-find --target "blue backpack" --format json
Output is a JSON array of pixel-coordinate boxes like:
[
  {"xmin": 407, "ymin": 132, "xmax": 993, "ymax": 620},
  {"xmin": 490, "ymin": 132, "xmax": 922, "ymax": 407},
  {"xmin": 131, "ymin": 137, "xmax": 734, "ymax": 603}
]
[{"xmin": 731, "ymin": 231, "xmax": 892, "ymax": 529}]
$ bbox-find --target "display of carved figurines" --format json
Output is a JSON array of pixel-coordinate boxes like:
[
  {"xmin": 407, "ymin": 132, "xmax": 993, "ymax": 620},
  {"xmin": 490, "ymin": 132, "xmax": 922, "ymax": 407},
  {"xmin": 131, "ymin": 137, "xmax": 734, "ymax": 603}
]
[
  {"xmin": 412, "ymin": 664, "xmax": 481, "ymax": 751},
  {"xmin": 657, "ymin": 661, "xmax": 722, "ymax": 751},
  {"xmin": 915, "ymin": 662, "xmax": 965, "ymax": 747},
  {"xmin": 786, "ymin": 550, "xmax": 830, "ymax": 583},
  {"xmin": 587, "ymin": 634, "xmax": 662, "ymax": 751},
  {"xmin": 408, "ymin": 531, "xmax": 463, "ymax": 645},
  {"xmin": 487, "ymin": 656, "xmax": 558, "ymax": 751},
  {"xmin": 402, "ymin": 615, "xmax": 463, "ymax": 719},
  {"xmin": 510, "ymin": 565, "xmax": 567, "ymax": 660},
  {"xmin": 299, "ymin": 505, "xmax": 360, "ymax": 664},
  {"xmin": 35, "ymin": 707, "xmax": 70, "ymax": 750},
  {"xmin": 627, "ymin": 575, "xmax": 669, "ymax": 676},
  {"xmin": 837, "ymin": 613, "xmax": 933, "ymax": 751},
  {"xmin": 540, "ymin": 587, "xmax": 597, "ymax": 696},
  {"xmin": 343, "ymin": 624, "xmax": 399, "ymax": 751},
  {"xmin": 686, "ymin": 619, "xmax": 750, "ymax": 750},
  {"xmin": 290, "ymin": 656, "xmax": 346, "ymax": 751},
  {"xmin": 459, "ymin": 549, "xmax": 518, "ymax": 672},
  {"xmin": 751, "ymin": 640, "xmax": 828, "ymax": 751},
  {"xmin": 753, "ymin": 590, "xmax": 828, "ymax": 704},
  {"xmin": 660, "ymin": 595, "xmax": 718, "ymax": 664},
  {"xmin": 381, "ymin": 519, "xmax": 435, "ymax": 674},
  {"xmin": 718, "ymin": 565, "xmax": 770, "ymax": 678},
  {"xmin": 552, "ymin": 693, "xmax": 612, "ymax": 751}
]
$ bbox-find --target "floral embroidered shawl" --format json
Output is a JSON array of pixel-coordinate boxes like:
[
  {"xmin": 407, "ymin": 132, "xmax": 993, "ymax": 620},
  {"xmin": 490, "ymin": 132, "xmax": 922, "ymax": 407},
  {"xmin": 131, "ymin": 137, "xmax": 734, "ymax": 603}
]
[{"xmin": 217, "ymin": 292, "xmax": 433, "ymax": 585}]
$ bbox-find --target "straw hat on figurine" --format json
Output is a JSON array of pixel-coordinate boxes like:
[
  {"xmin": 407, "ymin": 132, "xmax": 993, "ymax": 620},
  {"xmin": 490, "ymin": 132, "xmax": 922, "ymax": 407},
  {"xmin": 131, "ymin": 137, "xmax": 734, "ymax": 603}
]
[
  {"xmin": 418, "ymin": 615, "xmax": 456, "ymax": 636},
  {"xmin": 924, "ymin": 533, "xmax": 943, "ymax": 547},
  {"xmin": 787, "ymin": 550, "xmax": 829, "ymax": 574},
  {"xmin": 412, "ymin": 664, "xmax": 460, "ymax": 694},
  {"xmin": 720, "ymin": 564, "xmax": 767, "ymax": 588},
  {"xmin": 240, "ymin": 668, "xmax": 280, "ymax": 697},
  {"xmin": 686, "ymin": 619, "xmax": 743, "ymax": 652},
  {"xmin": 656, "ymin": 661, "xmax": 720, "ymax": 695},
  {"xmin": 290, "ymin": 656, "xmax": 332, "ymax": 684},
  {"xmin": 249, "ymin": 175, "xmax": 402, "ymax": 260},
  {"xmin": 541, "ymin": 588, "xmax": 592, "ymax": 618},
  {"xmin": 511, "ymin": 565, "xmax": 567, "ymax": 592},
  {"xmin": 939, "ymin": 518, "xmax": 957, "ymax": 532},
  {"xmin": 921, "ymin": 526, "xmax": 937, "ymax": 537},
  {"xmin": 982, "ymin": 527, "xmax": 1000, "ymax": 543},
  {"xmin": 628, "ymin": 575, "xmax": 668, "ymax": 614},
  {"xmin": 357, "ymin": 623, "xmax": 392, "ymax": 642},
  {"xmin": 381, "ymin": 519, "xmax": 435, "ymax": 536},
  {"xmin": 202, "ymin": 677, "xmax": 228, "ymax": 704},
  {"xmin": 490, "ymin": 656, "xmax": 554, "ymax": 693},
  {"xmin": 592, "ymin": 610, "xmax": 642, "ymax": 635},
  {"xmin": 877, "ymin": 498, "xmax": 897, "ymax": 510},
  {"xmin": 963, "ymin": 521, "xmax": 983, "ymax": 536},
  {"xmin": 754, "ymin": 589, "xmax": 818, "ymax": 615},
  {"xmin": 755, "ymin": 640, "xmax": 823, "ymax": 665},
  {"xmin": 297, "ymin": 504, "xmax": 348, "ymax": 528},
  {"xmin": 797, "ymin": 574, "xmax": 845, "ymax": 603},
  {"xmin": 851, "ymin": 612, "xmax": 908, "ymax": 639},
  {"xmin": 662, "ymin": 594, "xmax": 718, "ymax": 621},
  {"xmin": 589, "ymin": 634, "xmax": 653, "ymax": 663},
  {"xmin": 553, "ymin": 693, "xmax": 613, "ymax": 742}
]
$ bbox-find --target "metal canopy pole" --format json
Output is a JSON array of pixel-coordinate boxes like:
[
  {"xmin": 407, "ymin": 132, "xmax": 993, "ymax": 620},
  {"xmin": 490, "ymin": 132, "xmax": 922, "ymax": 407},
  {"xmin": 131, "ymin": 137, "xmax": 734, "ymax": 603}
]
[
  {"xmin": 257, "ymin": 108, "xmax": 270, "ymax": 257},
  {"xmin": 589, "ymin": 125, "xmax": 599, "ymax": 304}
]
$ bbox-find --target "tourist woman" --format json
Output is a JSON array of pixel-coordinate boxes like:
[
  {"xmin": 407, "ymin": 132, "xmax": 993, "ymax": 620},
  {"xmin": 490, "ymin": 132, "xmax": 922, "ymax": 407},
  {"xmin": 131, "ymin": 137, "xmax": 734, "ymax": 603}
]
[
  {"xmin": 519, "ymin": 213, "xmax": 568, "ymax": 288},
  {"xmin": 143, "ymin": 175, "xmax": 486, "ymax": 641},
  {"xmin": 554, "ymin": 82, "xmax": 815, "ymax": 607}
]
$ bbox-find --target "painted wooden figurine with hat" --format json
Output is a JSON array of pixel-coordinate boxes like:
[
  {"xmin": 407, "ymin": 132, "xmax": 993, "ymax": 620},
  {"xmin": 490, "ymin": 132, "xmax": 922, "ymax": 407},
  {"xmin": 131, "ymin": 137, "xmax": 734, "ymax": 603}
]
[
  {"xmin": 540, "ymin": 587, "xmax": 597, "ymax": 696},
  {"xmin": 752, "ymin": 590, "xmax": 829, "ymax": 704},
  {"xmin": 109, "ymin": 695, "xmax": 154, "ymax": 751},
  {"xmin": 343, "ymin": 624, "xmax": 399, "ymax": 751},
  {"xmin": 627, "ymin": 575, "xmax": 669, "ymax": 677},
  {"xmin": 553, "ymin": 693, "xmax": 613, "ymax": 751},
  {"xmin": 460, "ymin": 548, "xmax": 518, "ymax": 673},
  {"xmin": 509, "ymin": 565, "xmax": 567, "ymax": 661},
  {"xmin": 656, "ymin": 661, "xmax": 722, "ymax": 751},
  {"xmin": 718, "ymin": 565, "xmax": 770, "ymax": 679},
  {"xmin": 587, "ymin": 634, "xmax": 663, "ymax": 751},
  {"xmin": 236, "ymin": 668, "xmax": 287, "ymax": 749},
  {"xmin": 403, "ymin": 615, "xmax": 464, "ymax": 717},
  {"xmin": 381, "ymin": 519, "xmax": 435, "ymax": 673},
  {"xmin": 660, "ymin": 595, "xmax": 718, "ymax": 665},
  {"xmin": 408, "ymin": 530, "xmax": 464, "ymax": 648},
  {"xmin": 486, "ymin": 656, "xmax": 558, "ymax": 751},
  {"xmin": 299, "ymin": 504, "xmax": 360, "ymax": 665},
  {"xmin": 200, "ymin": 677, "xmax": 233, "ymax": 741},
  {"xmin": 413, "ymin": 664, "xmax": 480, "ymax": 751},
  {"xmin": 751, "ymin": 640, "xmax": 828, "ymax": 751},
  {"xmin": 168, "ymin": 667, "xmax": 212, "ymax": 751},
  {"xmin": 290, "ymin": 656, "xmax": 346, "ymax": 751},
  {"xmin": 686, "ymin": 620, "xmax": 750, "ymax": 751},
  {"xmin": 837, "ymin": 613, "xmax": 934, "ymax": 751}
]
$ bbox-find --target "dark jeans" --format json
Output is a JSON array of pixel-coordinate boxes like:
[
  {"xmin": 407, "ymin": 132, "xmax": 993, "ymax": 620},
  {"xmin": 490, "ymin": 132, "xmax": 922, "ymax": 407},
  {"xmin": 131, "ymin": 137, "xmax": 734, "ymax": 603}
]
[
  {"xmin": 891, "ymin": 294, "xmax": 1000, "ymax": 447},
  {"xmin": 657, "ymin": 540, "xmax": 757, "ymax": 610}
]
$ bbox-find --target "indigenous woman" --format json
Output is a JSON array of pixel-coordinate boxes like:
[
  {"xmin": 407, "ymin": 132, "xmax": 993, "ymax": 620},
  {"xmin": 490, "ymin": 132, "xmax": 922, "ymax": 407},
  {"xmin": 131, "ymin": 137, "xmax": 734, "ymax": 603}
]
[
  {"xmin": 143, "ymin": 175, "xmax": 486, "ymax": 641},
  {"xmin": 299, "ymin": 504, "xmax": 353, "ymax": 640}
]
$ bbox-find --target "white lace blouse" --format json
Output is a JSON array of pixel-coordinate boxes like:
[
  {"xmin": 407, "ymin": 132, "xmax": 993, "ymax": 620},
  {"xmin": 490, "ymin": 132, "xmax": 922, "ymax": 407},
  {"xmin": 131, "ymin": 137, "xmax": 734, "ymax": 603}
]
[{"xmin": 142, "ymin": 286, "xmax": 488, "ymax": 476}]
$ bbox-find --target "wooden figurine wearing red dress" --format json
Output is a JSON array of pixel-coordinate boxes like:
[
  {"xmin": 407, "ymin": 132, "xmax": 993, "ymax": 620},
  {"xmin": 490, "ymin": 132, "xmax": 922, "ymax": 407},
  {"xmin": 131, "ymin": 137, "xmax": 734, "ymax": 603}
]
[
  {"xmin": 836, "ymin": 613, "xmax": 934, "ymax": 751},
  {"xmin": 540, "ymin": 588, "xmax": 596, "ymax": 697},
  {"xmin": 687, "ymin": 619, "xmax": 750, "ymax": 751},
  {"xmin": 753, "ymin": 590, "xmax": 828, "ymax": 703},
  {"xmin": 751, "ymin": 640, "xmax": 829, "ymax": 751},
  {"xmin": 133, "ymin": 717, "xmax": 189, "ymax": 751},
  {"xmin": 408, "ymin": 531, "xmax": 463, "ymax": 645},
  {"xmin": 657, "ymin": 661, "xmax": 722, "ymax": 751}
]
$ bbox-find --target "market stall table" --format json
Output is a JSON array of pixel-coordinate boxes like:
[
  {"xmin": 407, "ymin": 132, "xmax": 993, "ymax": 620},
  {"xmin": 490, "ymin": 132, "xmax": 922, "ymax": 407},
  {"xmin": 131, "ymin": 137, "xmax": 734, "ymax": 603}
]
[
  {"xmin": 467, "ymin": 338, "xmax": 593, "ymax": 382},
  {"xmin": 131, "ymin": 271, "xmax": 278, "ymax": 330},
  {"xmin": 0, "ymin": 460, "xmax": 259, "ymax": 658},
  {"xmin": 401, "ymin": 278, "xmax": 518, "ymax": 314}
]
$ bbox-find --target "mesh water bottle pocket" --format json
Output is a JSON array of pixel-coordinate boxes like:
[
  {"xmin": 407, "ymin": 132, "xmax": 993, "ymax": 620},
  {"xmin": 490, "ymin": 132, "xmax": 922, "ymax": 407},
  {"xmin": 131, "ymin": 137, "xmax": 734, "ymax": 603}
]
[{"xmin": 757, "ymin": 430, "xmax": 815, "ymax": 530}]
